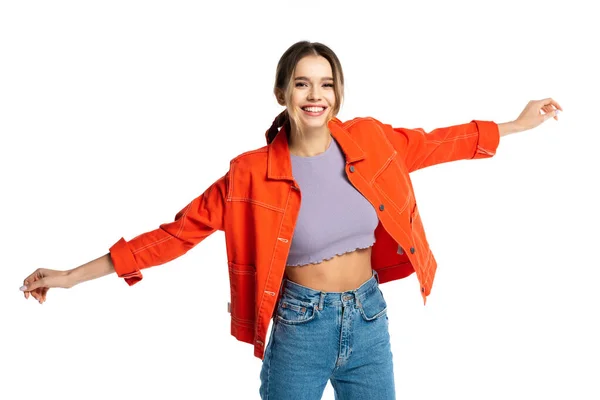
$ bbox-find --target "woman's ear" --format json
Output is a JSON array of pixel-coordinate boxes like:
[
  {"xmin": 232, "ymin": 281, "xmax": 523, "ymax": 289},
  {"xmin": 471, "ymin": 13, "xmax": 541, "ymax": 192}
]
[{"xmin": 274, "ymin": 89, "xmax": 286, "ymax": 106}]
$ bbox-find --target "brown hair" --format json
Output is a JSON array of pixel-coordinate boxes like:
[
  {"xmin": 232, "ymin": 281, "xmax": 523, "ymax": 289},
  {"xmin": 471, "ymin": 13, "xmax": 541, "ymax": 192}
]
[{"xmin": 265, "ymin": 41, "xmax": 344, "ymax": 144}]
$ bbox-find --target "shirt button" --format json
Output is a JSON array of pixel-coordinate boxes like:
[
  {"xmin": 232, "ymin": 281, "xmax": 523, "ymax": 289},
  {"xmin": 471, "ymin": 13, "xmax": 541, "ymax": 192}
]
[
  {"xmin": 410, "ymin": 247, "xmax": 415, "ymax": 254},
  {"xmin": 379, "ymin": 204, "xmax": 384, "ymax": 211},
  {"xmin": 349, "ymin": 165, "xmax": 355, "ymax": 173}
]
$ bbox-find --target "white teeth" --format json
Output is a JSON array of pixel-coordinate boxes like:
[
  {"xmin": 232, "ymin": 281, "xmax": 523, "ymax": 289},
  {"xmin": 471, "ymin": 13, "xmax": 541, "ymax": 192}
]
[{"xmin": 303, "ymin": 107, "xmax": 325, "ymax": 112}]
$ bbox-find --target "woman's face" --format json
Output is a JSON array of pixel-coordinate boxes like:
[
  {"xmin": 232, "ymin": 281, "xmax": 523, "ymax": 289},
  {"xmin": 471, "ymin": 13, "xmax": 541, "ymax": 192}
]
[{"xmin": 283, "ymin": 55, "xmax": 337, "ymax": 132}]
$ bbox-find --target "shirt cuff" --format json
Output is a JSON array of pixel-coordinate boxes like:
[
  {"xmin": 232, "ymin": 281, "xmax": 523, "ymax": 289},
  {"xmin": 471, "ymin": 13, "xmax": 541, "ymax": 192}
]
[
  {"xmin": 109, "ymin": 237, "xmax": 143, "ymax": 286},
  {"xmin": 471, "ymin": 120, "xmax": 500, "ymax": 159}
]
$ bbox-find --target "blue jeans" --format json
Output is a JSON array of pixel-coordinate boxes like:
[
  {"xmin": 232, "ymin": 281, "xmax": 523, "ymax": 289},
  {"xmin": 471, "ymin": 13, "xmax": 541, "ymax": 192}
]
[{"xmin": 259, "ymin": 271, "xmax": 395, "ymax": 400}]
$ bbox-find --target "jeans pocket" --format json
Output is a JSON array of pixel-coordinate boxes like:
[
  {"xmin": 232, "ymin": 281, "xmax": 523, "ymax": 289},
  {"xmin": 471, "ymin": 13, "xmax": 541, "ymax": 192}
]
[
  {"xmin": 276, "ymin": 297, "xmax": 317, "ymax": 325},
  {"xmin": 358, "ymin": 287, "xmax": 388, "ymax": 322}
]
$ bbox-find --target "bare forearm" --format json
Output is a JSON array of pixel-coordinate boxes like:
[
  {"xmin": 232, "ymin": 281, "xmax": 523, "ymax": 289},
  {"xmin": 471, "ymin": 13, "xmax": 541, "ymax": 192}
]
[
  {"xmin": 67, "ymin": 253, "xmax": 116, "ymax": 287},
  {"xmin": 498, "ymin": 120, "xmax": 526, "ymax": 137}
]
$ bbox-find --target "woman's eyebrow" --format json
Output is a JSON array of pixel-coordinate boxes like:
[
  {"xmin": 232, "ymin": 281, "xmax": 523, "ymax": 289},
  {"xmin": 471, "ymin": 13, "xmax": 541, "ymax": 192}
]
[{"xmin": 294, "ymin": 76, "xmax": 334, "ymax": 81}]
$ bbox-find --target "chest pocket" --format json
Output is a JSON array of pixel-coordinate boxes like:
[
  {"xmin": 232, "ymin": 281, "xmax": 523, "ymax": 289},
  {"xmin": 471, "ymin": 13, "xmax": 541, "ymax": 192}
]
[{"xmin": 227, "ymin": 161, "xmax": 288, "ymax": 212}]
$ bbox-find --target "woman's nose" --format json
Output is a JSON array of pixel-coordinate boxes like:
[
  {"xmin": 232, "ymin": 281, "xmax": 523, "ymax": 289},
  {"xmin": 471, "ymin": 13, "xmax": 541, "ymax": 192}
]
[{"xmin": 308, "ymin": 87, "xmax": 321, "ymax": 100}]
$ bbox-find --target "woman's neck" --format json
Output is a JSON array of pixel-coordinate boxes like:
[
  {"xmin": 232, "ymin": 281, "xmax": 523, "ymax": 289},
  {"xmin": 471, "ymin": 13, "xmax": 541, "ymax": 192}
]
[{"xmin": 287, "ymin": 125, "xmax": 332, "ymax": 157}]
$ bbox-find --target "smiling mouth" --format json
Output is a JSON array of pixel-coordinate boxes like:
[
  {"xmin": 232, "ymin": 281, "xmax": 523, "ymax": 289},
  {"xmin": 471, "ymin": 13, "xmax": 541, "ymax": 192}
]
[
  {"xmin": 301, "ymin": 106, "xmax": 327, "ymax": 116},
  {"xmin": 301, "ymin": 106, "xmax": 326, "ymax": 112}
]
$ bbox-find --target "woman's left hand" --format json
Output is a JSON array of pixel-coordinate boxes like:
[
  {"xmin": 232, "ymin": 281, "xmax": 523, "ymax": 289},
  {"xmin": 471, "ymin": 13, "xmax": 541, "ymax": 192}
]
[{"xmin": 514, "ymin": 98, "xmax": 563, "ymax": 131}]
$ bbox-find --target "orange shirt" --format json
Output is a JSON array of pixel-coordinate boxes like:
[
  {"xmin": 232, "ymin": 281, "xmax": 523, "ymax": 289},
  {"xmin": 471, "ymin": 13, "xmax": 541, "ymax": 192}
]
[{"xmin": 109, "ymin": 116, "xmax": 500, "ymax": 359}]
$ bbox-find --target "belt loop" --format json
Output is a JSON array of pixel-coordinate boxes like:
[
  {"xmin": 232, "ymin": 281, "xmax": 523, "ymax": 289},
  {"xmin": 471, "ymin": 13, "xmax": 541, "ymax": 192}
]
[
  {"xmin": 352, "ymin": 288, "xmax": 360, "ymax": 308},
  {"xmin": 279, "ymin": 278, "xmax": 286, "ymax": 296},
  {"xmin": 318, "ymin": 292, "xmax": 325, "ymax": 311},
  {"xmin": 373, "ymin": 270, "xmax": 379, "ymax": 284}
]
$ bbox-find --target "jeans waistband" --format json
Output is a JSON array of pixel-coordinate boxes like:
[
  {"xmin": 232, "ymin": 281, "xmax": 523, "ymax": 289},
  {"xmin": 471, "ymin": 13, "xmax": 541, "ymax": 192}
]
[{"xmin": 280, "ymin": 270, "xmax": 380, "ymax": 308}]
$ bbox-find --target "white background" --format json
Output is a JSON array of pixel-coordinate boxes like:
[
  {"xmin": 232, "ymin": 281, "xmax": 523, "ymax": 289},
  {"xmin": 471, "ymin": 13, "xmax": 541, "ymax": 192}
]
[{"xmin": 2, "ymin": 1, "xmax": 599, "ymax": 399}]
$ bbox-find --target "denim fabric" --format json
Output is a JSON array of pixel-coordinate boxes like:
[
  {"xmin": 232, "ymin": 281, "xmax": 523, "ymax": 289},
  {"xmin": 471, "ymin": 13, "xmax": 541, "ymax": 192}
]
[{"xmin": 259, "ymin": 271, "xmax": 395, "ymax": 400}]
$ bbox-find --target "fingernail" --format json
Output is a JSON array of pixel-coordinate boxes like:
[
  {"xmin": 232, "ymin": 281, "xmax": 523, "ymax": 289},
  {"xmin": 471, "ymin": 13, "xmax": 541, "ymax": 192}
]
[
  {"xmin": 556, "ymin": 110, "xmax": 561, "ymax": 115},
  {"xmin": 20, "ymin": 285, "xmax": 27, "ymax": 291}
]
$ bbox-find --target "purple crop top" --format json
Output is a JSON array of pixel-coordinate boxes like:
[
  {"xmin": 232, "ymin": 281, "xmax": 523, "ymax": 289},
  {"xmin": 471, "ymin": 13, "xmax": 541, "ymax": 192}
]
[{"xmin": 286, "ymin": 137, "xmax": 379, "ymax": 267}]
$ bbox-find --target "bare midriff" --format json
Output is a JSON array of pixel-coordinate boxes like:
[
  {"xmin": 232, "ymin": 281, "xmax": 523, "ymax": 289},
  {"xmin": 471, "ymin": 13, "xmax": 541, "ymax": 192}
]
[{"xmin": 284, "ymin": 247, "xmax": 373, "ymax": 292}]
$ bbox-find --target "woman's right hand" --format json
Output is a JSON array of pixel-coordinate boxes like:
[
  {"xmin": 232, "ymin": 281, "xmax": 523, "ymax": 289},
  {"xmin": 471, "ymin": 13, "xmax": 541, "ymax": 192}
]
[{"xmin": 20, "ymin": 268, "xmax": 74, "ymax": 304}]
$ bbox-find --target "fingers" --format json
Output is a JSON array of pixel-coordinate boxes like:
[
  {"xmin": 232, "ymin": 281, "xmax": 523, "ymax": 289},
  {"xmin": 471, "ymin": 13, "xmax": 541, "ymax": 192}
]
[
  {"xmin": 536, "ymin": 97, "xmax": 563, "ymax": 112},
  {"xmin": 22, "ymin": 284, "xmax": 45, "ymax": 303},
  {"xmin": 22, "ymin": 268, "xmax": 45, "ymax": 303},
  {"xmin": 528, "ymin": 98, "xmax": 562, "ymax": 124},
  {"xmin": 542, "ymin": 104, "xmax": 559, "ymax": 121},
  {"xmin": 22, "ymin": 280, "xmax": 28, "ymax": 299},
  {"xmin": 543, "ymin": 109, "xmax": 560, "ymax": 121},
  {"xmin": 23, "ymin": 268, "xmax": 41, "ymax": 288},
  {"xmin": 25, "ymin": 276, "xmax": 46, "ymax": 292},
  {"xmin": 22, "ymin": 279, "xmax": 37, "ymax": 301},
  {"xmin": 40, "ymin": 287, "xmax": 49, "ymax": 304},
  {"xmin": 24, "ymin": 287, "xmax": 41, "ymax": 302},
  {"xmin": 22, "ymin": 268, "xmax": 67, "ymax": 304}
]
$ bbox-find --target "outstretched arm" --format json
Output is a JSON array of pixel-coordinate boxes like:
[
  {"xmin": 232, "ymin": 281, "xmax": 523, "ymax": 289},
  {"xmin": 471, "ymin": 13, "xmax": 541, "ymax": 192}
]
[
  {"xmin": 20, "ymin": 172, "xmax": 230, "ymax": 303},
  {"xmin": 377, "ymin": 98, "xmax": 562, "ymax": 173},
  {"xmin": 109, "ymin": 171, "xmax": 229, "ymax": 286}
]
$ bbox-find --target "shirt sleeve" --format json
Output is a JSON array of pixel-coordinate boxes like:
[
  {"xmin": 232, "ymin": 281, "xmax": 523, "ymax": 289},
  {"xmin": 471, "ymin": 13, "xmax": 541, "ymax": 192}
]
[
  {"xmin": 377, "ymin": 119, "xmax": 500, "ymax": 172},
  {"xmin": 108, "ymin": 171, "xmax": 229, "ymax": 286}
]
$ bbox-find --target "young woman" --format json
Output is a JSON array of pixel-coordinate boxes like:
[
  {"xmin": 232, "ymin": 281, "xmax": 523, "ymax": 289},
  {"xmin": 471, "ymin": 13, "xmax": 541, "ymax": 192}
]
[{"xmin": 20, "ymin": 41, "xmax": 562, "ymax": 399}]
